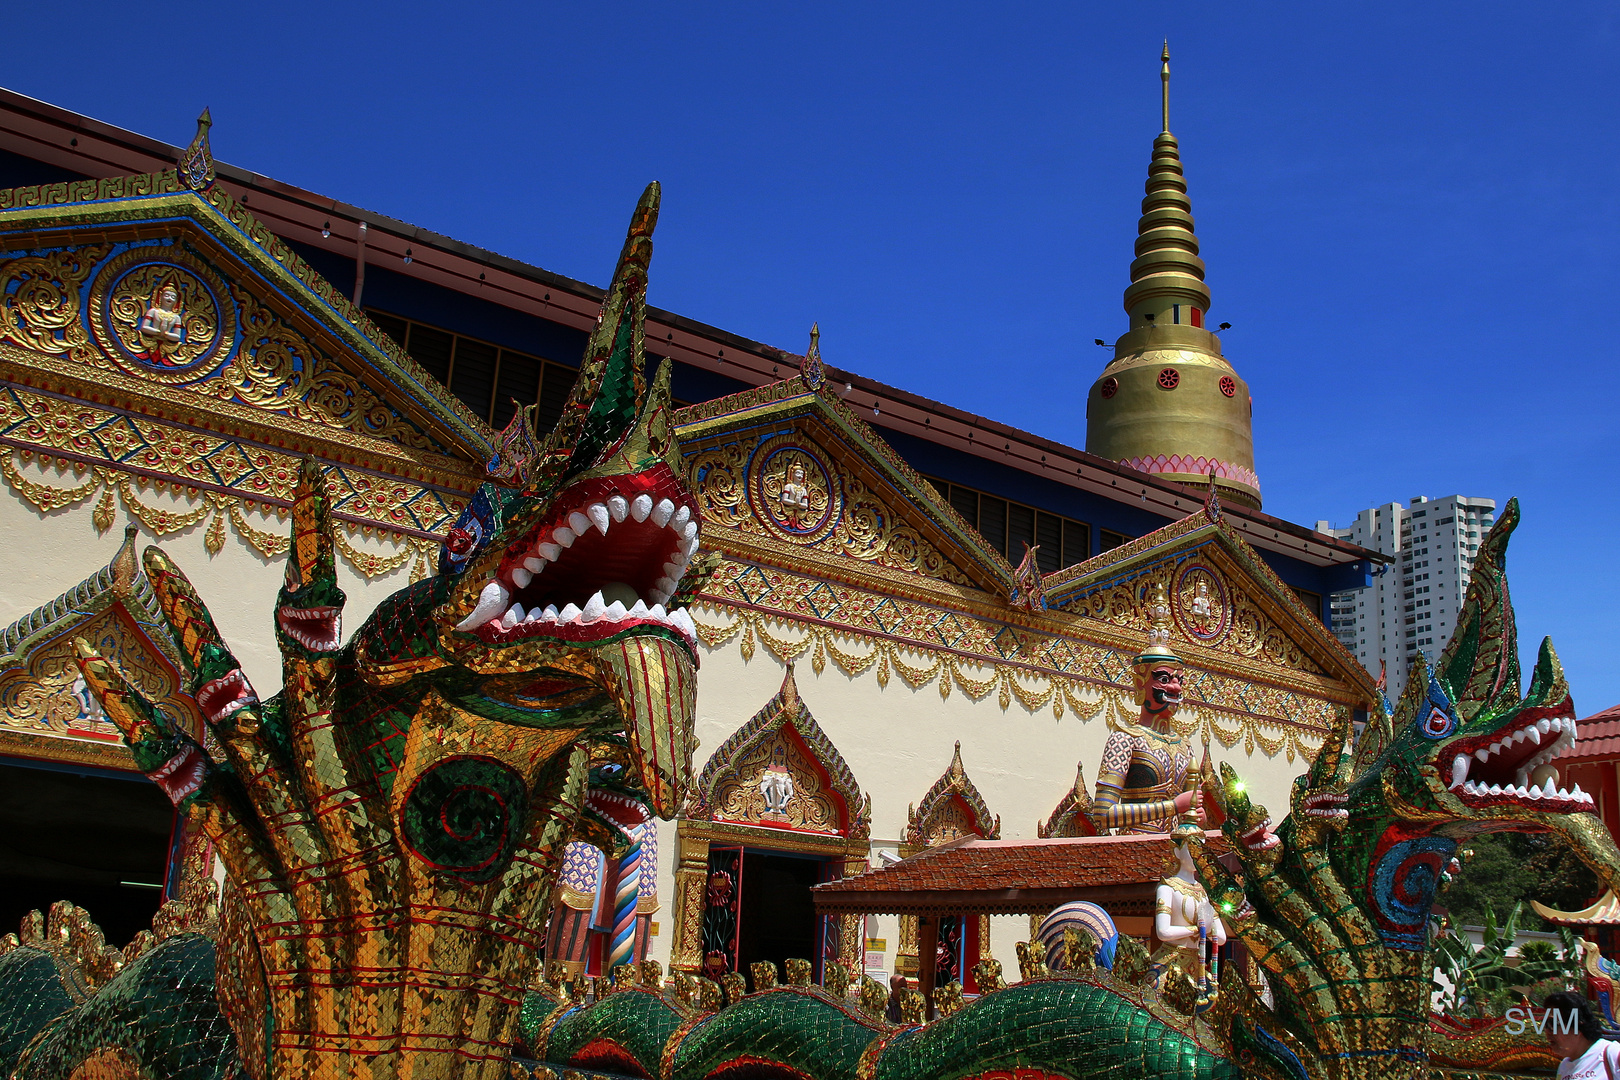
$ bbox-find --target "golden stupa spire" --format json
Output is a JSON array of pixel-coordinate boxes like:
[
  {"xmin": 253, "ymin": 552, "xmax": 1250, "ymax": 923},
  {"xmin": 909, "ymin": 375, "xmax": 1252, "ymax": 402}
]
[
  {"xmin": 1083, "ymin": 44, "xmax": 1261, "ymax": 510},
  {"xmin": 1125, "ymin": 42, "xmax": 1208, "ymax": 332}
]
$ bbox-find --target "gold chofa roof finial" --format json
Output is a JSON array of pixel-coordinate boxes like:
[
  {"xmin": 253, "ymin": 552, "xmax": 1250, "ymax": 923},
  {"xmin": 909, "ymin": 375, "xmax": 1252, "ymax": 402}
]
[{"xmin": 1161, "ymin": 41, "xmax": 1171, "ymax": 133}]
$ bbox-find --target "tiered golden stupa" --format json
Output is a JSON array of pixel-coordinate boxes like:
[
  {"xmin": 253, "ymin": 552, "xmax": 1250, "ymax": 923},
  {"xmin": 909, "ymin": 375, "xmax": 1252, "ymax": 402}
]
[{"xmin": 1085, "ymin": 44, "xmax": 1260, "ymax": 510}]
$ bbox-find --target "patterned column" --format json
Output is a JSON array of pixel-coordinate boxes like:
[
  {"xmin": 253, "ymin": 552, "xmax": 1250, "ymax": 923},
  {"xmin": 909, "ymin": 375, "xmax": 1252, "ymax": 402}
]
[{"xmin": 608, "ymin": 826, "xmax": 643, "ymax": 969}]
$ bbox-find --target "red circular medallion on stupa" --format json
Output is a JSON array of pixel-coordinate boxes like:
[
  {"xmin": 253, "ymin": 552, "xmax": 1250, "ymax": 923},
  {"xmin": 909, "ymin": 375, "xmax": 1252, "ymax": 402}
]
[
  {"xmin": 1219, "ymin": 376, "xmax": 1236, "ymax": 397},
  {"xmin": 1099, "ymin": 377, "xmax": 1118, "ymax": 399},
  {"xmin": 1157, "ymin": 368, "xmax": 1180, "ymax": 390}
]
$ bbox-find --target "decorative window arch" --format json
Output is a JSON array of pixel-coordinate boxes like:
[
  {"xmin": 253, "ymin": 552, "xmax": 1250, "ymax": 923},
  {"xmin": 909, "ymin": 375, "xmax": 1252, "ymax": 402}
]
[
  {"xmin": 902, "ymin": 741, "xmax": 999, "ymax": 853},
  {"xmin": 670, "ymin": 665, "xmax": 870, "ymax": 976},
  {"xmin": 897, "ymin": 743, "xmax": 999, "ymax": 986}
]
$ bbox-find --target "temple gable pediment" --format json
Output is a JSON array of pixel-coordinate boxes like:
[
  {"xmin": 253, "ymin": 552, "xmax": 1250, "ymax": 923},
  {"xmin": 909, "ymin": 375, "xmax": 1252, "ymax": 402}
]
[
  {"xmin": 0, "ymin": 174, "xmax": 494, "ymax": 465},
  {"xmin": 676, "ymin": 373, "xmax": 1009, "ymax": 596},
  {"xmin": 1043, "ymin": 505, "xmax": 1374, "ymax": 702}
]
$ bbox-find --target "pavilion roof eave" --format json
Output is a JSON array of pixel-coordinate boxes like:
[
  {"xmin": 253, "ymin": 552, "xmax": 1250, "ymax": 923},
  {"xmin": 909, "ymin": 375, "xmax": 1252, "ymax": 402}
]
[
  {"xmin": 1532, "ymin": 890, "xmax": 1620, "ymax": 926},
  {"xmin": 810, "ymin": 882, "xmax": 1156, "ymax": 919}
]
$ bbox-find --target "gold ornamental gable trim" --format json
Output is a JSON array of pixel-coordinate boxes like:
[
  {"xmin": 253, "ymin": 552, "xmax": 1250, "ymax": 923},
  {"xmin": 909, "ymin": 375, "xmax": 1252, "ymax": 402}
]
[{"xmin": 692, "ymin": 602, "xmax": 1333, "ymax": 763}]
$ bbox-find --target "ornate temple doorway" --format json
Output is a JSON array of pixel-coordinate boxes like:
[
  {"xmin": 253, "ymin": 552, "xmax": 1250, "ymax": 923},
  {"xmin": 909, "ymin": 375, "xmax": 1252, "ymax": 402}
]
[{"xmin": 673, "ymin": 667, "xmax": 870, "ymax": 983}]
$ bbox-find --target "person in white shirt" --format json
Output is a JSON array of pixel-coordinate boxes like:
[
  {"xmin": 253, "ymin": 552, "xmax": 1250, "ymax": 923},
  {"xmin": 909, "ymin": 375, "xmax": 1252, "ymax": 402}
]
[{"xmin": 1543, "ymin": 992, "xmax": 1620, "ymax": 1080}]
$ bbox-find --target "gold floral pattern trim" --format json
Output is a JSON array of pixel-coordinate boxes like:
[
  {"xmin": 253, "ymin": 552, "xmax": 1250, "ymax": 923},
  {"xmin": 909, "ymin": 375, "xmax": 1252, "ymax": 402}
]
[
  {"xmin": 1, "ymin": 450, "xmax": 437, "ymax": 582},
  {"xmin": 692, "ymin": 603, "xmax": 1334, "ymax": 762}
]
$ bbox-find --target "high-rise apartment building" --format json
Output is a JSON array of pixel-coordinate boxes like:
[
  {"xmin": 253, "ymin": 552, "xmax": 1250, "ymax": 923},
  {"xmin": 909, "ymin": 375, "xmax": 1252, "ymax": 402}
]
[{"xmin": 1317, "ymin": 495, "xmax": 1497, "ymax": 698}]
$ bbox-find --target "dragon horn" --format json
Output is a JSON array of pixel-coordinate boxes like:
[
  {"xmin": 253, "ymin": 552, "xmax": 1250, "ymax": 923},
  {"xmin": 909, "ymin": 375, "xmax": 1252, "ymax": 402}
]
[
  {"xmin": 1436, "ymin": 497, "xmax": 1521, "ymax": 721},
  {"xmin": 531, "ymin": 182, "xmax": 659, "ymax": 489},
  {"xmin": 142, "ymin": 544, "xmax": 227, "ymax": 678},
  {"xmin": 286, "ymin": 456, "xmax": 337, "ymax": 595},
  {"xmin": 1522, "ymin": 635, "xmax": 1571, "ymax": 713}
]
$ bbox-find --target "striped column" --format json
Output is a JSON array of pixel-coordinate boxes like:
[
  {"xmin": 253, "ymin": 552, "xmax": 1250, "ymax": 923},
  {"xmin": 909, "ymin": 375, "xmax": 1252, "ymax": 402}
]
[{"xmin": 607, "ymin": 828, "xmax": 643, "ymax": 970}]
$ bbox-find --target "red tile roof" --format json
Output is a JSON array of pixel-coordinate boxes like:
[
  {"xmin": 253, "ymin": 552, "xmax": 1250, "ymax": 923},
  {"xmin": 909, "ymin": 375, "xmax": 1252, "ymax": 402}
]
[
  {"xmin": 810, "ymin": 833, "xmax": 1229, "ymax": 916},
  {"xmin": 1560, "ymin": 703, "xmax": 1620, "ymax": 765}
]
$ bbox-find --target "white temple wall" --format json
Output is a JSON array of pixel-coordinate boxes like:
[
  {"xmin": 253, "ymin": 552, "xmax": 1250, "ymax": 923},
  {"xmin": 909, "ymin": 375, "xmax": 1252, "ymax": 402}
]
[{"xmin": 647, "ymin": 643, "xmax": 1316, "ymax": 980}]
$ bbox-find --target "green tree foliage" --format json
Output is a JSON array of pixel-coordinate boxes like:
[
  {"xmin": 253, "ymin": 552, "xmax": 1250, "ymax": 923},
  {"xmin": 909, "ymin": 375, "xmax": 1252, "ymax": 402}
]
[
  {"xmin": 1440, "ymin": 831, "xmax": 1600, "ymax": 931},
  {"xmin": 1431, "ymin": 901, "xmax": 1583, "ymax": 1016}
]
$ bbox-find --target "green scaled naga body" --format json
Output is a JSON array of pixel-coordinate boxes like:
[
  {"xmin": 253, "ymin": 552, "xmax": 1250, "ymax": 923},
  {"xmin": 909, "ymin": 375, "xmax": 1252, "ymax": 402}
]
[{"xmin": 1, "ymin": 179, "xmax": 1615, "ymax": 1080}]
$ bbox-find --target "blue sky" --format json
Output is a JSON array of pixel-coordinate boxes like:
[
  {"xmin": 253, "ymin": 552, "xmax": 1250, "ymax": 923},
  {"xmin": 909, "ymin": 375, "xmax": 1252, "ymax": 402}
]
[{"xmin": 9, "ymin": 2, "xmax": 1618, "ymax": 709}]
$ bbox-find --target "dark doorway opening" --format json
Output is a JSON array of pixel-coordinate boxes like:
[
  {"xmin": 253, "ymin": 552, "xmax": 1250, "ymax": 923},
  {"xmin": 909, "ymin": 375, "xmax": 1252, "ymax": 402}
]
[
  {"xmin": 736, "ymin": 849, "xmax": 825, "ymax": 985},
  {"xmin": 0, "ymin": 760, "xmax": 176, "ymax": 947}
]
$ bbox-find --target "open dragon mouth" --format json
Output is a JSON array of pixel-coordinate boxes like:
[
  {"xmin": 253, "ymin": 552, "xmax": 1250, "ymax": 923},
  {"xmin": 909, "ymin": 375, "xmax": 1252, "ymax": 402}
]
[
  {"xmin": 195, "ymin": 669, "xmax": 259, "ymax": 725},
  {"xmin": 1240, "ymin": 818, "xmax": 1280, "ymax": 851},
  {"xmin": 587, "ymin": 788, "xmax": 652, "ymax": 839},
  {"xmin": 454, "ymin": 471, "xmax": 701, "ymax": 651},
  {"xmin": 1445, "ymin": 711, "xmax": 1589, "ymax": 811},
  {"xmin": 277, "ymin": 606, "xmax": 341, "ymax": 652},
  {"xmin": 151, "ymin": 743, "xmax": 207, "ymax": 803},
  {"xmin": 1302, "ymin": 792, "xmax": 1349, "ymax": 821}
]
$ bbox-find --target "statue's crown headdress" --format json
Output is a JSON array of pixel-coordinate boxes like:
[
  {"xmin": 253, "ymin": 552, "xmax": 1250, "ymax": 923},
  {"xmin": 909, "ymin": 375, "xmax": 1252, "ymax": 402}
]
[{"xmin": 1135, "ymin": 581, "xmax": 1181, "ymax": 667}]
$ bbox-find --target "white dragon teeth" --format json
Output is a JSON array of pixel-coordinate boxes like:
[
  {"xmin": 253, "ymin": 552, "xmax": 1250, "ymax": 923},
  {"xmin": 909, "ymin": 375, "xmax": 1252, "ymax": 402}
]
[
  {"xmin": 631, "ymin": 494, "xmax": 653, "ymax": 522},
  {"xmin": 502, "ymin": 603, "xmax": 525, "ymax": 629},
  {"xmin": 558, "ymin": 603, "xmax": 582, "ymax": 622},
  {"xmin": 537, "ymin": 542, "xmax": 561, "ymax": 561},
  {"xmin": 649, "ymin": 603, "xmax": 667, "ymax": 620},
  {"xmin": 553, "ymin": 526, "xmax": 576, "ymax": 547},
  {"xmin": 671, "ymin": 504, "xmax": 691, "ymax": 530},
  {"xmin": 663, "ymin": 560, "xmax": 684, "ymax": 579},
  {"xmin": 655, "ymin": 576, "xmax": 677, "ymax": 595},
  {"xmin": 586, "ymin": 504, "xmax": 611, "ymax": 535},
  {"xmin": 680, "ymin": 520, "xmax": 699, "ymax": 542},
  {"xmin": 1450, "ymin": 754, "xmax": 1469, "ymax": 788},
  {"xmin": 1475, "ymin": 748, "xmax": 1490, "ymax": 763},
  {"xmin": 1523, "ymin": 726, "xmax": 1540, "ymax": 745},
  {"xmin": 603, "ymin": 600, "xmax": 628, "ymax": 621},
  {"xmin": 456, "ymin": 580, "xmax": 511, "ymax": 631},
  {"xmin": 1544, "ymin": 776, "xmax": 1558, "ymax": 795},
  {"xmin": 542, "ymin": 605, "xmax": 560, "ymax": 621},
  {"xmin": 651, "ymin": 498, "xmax": 675, "ymax": 527},
  {"xmin": 679, "ymin": 534, "xmax": 699, "ymax": 559},
  {"xmin": 628, "ymin": 599, "xmax": 649, "ymax": 617},
  {"xmin": 582, "ymin": 591, "xmax": 607, "ymax": 622},
  {"xmin": 606, "ymin": 495, "xmax": 629, "ymax": 523},
  {"xmin": 523, "ymin": 556, "xmax": 546, "ymax": 574},
  {"xmin": 1489, "ymin": 742, "xmax": 1502, "ymax": 755},
  {"xmin": 1538, "ymin": 718, "xmax": 1552, "ymax": 733},
  {"xmin": 511, "ymin": 566, "xmax": 533, "ymax": 589},
  {"xmin": 569, "ymin": 511, "xmax": 593, "ymax": 536}
]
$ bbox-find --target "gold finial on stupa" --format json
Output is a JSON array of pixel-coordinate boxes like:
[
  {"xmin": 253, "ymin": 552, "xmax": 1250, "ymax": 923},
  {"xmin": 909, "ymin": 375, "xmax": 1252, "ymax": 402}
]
[
  {"xmin": 1161, "ymin": 40, "xmax": 1171, "ymax": 133},
  {"xmin": 1084, "ymin": 45, "xmax": 1261, "ymax": 510}
]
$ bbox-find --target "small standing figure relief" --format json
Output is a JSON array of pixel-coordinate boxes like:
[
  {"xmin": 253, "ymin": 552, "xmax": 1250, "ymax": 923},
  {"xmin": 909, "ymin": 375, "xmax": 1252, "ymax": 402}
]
[
  {"xmin": 139, "ymin": 281, "xmax": 185, "ymax": 350},
  {"xmin": 779, "ymin": 461, "xmax": 812, "ymax": 528},
  {"xmin": 1189, "ymin": 579, "xmax": 1213, "ymax": 619}
]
